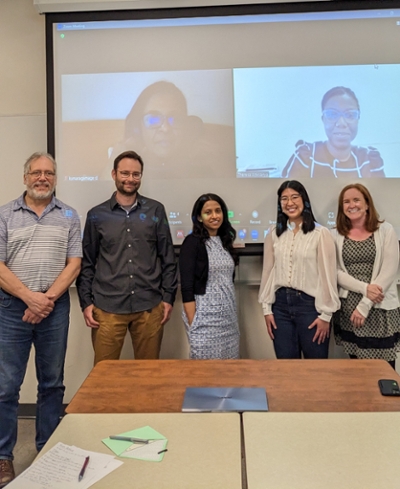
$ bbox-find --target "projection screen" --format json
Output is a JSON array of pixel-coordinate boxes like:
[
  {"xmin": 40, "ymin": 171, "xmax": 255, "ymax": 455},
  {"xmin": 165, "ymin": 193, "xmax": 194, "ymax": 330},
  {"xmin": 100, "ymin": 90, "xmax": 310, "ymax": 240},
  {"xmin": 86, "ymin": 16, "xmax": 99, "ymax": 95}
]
[{"xmin": 47, "ymin": 2, "xmax": 400, "ymax": 248}]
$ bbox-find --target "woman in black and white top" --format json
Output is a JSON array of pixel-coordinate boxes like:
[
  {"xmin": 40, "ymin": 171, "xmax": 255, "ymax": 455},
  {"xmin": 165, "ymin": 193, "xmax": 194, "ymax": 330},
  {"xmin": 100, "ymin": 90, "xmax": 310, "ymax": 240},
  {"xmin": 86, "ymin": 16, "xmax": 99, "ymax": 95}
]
[{"xmin": 332, "ymin": 183, "xmax": 400, "ymax": 368}]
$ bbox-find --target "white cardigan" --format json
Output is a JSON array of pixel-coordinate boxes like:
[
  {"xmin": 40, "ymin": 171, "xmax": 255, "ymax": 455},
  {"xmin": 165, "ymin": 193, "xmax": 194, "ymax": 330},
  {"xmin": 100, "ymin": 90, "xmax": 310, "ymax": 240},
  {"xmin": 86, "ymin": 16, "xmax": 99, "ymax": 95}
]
[{"xmin": 332, "ymin": 221, "xmax": 400, "ymax": 318}]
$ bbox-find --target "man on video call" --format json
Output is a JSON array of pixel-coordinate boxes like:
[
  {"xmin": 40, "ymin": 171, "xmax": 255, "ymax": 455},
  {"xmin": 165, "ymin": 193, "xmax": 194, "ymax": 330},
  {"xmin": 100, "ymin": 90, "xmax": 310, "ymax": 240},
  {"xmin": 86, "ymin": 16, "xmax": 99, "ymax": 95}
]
[{"xmin": 76, "ymin": 150, "xmax": 177, "ymax": 365}]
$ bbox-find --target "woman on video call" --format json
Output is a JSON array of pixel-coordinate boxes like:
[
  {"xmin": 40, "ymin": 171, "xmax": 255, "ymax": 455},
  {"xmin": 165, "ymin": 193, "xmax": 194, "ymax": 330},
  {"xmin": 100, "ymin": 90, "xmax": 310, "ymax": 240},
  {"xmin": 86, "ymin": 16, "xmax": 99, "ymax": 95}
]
[
  {"xmin": 108, "ymin": 80, "xmax": 234, "ymax": 179},
  {"xmin": 259, "ymin": 180, "xmax": 340, "ymax": 359},
  {"xmin": 283, "ymin": 86, "xmax": 385, "ymax": 178},
  {"xmin": 332, "ymin": 183, "xmax": 400, "ymax": 368},
  {"xmin": 179, "ymin": 193, "xmax": 239, "ymax": 359},
  {"xmin": 108, "ymin": 81, "xmax": 202, "ymax": 177}
]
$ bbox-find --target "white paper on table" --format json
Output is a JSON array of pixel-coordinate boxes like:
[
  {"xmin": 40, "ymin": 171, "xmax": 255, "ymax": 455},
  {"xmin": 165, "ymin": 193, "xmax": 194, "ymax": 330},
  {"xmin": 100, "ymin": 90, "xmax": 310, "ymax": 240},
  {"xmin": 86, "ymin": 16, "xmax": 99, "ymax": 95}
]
[
  {"xmin": 121, "ymin": 439, "xmax": 168, "ymax": 461},
  {"xmin": 7, "ymin": 442, "xmax": 123, "ymax": 489}
]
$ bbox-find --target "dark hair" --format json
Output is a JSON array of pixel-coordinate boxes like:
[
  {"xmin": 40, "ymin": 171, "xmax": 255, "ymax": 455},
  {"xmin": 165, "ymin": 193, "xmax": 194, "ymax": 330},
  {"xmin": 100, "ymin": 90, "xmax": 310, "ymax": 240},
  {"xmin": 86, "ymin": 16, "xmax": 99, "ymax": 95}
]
[
  {"xmin": 124, "ymin": 81, "xmax": 187, "ymax": 141},
  {"xmin": 113, "ymin": 150, "xmax": 144, "ymax": 172},
  {"xmin": 336, "ymin": 183, "xmax": 383, "ymax": 236},
  {"xmin": 276, "ymin": 180, "xmax": 317, "ymax": 237},
  {"xmin": 191, "ymin": 193, "xmax": 238, "ymax": 265},
  {"xmin": 321, "ymin": 86, "xmax": 360, "ymax": 111}
]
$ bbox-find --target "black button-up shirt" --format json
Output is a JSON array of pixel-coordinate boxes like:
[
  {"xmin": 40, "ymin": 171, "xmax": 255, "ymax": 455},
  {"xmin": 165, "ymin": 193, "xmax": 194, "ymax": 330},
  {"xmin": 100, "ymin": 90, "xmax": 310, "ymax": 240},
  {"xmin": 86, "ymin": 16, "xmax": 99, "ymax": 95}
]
[{"xmin": 76, "ymin": 192, "xmax": 177, "ymax": 314}]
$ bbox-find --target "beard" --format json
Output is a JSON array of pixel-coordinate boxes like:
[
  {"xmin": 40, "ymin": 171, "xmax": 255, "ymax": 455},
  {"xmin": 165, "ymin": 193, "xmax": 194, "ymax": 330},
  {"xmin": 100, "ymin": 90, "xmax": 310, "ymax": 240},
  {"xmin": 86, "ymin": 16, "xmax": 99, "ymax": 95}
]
[
  {"xmin": 115, "ymin": 180, "xmax": 140, "ymax": 197},
  {"xmin": 26, "ymin": 183, "xmax": 54, "ymax": 200}
]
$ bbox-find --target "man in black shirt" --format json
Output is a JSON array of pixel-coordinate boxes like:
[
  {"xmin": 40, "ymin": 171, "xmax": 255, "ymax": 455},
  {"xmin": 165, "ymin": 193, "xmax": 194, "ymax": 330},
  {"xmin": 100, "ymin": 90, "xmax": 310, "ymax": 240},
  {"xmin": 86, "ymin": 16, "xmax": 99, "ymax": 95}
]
[{"xmin": 76, "ymin": 150, "xmax": 177, "ymax": 364}]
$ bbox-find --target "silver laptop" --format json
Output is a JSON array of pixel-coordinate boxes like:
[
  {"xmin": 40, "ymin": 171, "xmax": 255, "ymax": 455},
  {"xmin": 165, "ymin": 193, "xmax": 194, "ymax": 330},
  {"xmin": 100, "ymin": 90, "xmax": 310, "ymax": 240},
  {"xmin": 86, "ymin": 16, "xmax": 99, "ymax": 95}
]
[{"xmin": 182, "ymin": 387, "xmax": 268, "ymax": 412}]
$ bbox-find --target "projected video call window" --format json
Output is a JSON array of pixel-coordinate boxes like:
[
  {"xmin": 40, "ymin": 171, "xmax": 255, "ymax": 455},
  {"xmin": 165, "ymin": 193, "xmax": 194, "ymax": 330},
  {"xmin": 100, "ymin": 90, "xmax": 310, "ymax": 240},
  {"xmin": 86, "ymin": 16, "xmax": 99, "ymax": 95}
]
[
  {"xmin": 60, "ymin": 70, "xmax": 235, "ymax": 181},
  {"xmin": 61, "ymin": 64, "xmax": 400, "ymax": 182},
  {"xmin": 234, "ymin": 64, "xmax": 400, "ymax": 179}
]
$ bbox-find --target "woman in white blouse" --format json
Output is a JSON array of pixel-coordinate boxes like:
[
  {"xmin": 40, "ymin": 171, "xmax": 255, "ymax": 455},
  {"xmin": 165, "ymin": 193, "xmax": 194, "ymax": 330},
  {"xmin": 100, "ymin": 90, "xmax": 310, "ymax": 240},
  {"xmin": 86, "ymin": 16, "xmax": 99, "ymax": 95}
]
[
  {"xmin": 259, "ymin": 180, "xmax": 340, "ymax": 359},
  {"xmin": 332, "ymin": 183, "xmax": 400, "ymax": 368}
]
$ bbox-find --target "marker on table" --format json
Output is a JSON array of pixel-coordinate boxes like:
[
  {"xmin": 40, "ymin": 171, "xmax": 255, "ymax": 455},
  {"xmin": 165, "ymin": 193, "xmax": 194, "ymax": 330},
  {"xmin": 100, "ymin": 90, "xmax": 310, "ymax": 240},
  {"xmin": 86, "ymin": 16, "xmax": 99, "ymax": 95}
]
[
  {"xmin": 78, "ymin": 456, "xmax": 90, "ymax": 482},
  {"xmin": 109, "ymin": 435, "xmax": 149, "ymax": 444}
]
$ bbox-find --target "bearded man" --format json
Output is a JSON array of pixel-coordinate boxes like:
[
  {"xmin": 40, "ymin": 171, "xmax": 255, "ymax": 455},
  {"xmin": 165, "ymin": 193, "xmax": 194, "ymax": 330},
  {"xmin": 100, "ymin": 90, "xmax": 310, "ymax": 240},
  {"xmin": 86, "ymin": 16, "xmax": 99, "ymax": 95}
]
[{"xmin": 0, "ymin": 152, "xmax": 82, "ymax": 487}]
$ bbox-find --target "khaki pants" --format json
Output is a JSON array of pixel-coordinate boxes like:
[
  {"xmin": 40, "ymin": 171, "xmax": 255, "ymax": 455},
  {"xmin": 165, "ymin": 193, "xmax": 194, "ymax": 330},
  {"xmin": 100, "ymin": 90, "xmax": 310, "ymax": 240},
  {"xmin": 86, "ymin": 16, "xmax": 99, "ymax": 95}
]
[{"xmin": 91, "ymin": 302, "xmax": 164, "ymax": 365}]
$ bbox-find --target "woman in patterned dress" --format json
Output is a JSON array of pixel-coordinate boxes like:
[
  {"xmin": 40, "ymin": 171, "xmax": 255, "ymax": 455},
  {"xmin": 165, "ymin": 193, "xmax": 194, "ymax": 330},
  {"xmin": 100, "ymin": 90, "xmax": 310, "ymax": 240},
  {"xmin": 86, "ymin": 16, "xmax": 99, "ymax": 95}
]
[
  {"xmin": 332, "ymin": 184, "xmax": 400, "ymax": 368},
  {"xmin": 179, "ymin": 193, "xmax": 239, "ymax": 359},
  {"xmin": 259, "ymin": 180, "xmax": 340, "ymax": 359}
]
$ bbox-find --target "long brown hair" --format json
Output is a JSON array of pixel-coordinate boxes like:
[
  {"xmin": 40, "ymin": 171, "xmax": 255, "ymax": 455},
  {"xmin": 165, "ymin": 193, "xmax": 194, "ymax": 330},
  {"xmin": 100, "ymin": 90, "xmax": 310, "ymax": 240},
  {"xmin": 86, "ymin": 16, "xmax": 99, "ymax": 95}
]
[{"xmin": 336, "ymin": 183, "xmax": 383, "ymax": 236}]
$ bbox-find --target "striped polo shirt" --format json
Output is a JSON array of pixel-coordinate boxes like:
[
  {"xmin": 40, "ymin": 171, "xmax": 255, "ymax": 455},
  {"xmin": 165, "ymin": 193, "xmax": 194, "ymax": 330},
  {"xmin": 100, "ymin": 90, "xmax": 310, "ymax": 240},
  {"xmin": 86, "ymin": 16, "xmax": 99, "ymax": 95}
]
[{"xmin": 0, "ymin": 193, "xmax": 82, "ymax": 292}]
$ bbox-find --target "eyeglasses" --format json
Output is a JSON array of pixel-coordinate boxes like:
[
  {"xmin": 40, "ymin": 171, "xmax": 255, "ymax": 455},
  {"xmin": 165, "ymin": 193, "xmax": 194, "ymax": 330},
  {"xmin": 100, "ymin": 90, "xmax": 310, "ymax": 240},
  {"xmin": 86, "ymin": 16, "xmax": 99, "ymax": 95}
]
[
  {"xmin": 143, "ymin": 113, "xmax": 184, "ymax": 129},
  {"xmin": 27, "ymin": 170, "xmax": 56, "ymax": 179},
  {"xmin": 280, "ymin": 194, "xmax": 301, "ymax": 204},
  {"xmin": 117, "ymin": 170, "xmax": 142, "ymax": 180},
  {"xmin": 322, "ymin": 109, "xmax": 360, "ymax": 122}
]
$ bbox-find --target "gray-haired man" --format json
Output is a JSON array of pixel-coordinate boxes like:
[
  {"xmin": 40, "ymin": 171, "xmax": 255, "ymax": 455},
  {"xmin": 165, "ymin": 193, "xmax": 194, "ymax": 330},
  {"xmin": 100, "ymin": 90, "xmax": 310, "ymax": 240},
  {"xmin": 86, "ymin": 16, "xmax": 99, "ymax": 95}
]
[{"xmin": 0, "ymin": 152, "xmax": 82, "ymax": 487}]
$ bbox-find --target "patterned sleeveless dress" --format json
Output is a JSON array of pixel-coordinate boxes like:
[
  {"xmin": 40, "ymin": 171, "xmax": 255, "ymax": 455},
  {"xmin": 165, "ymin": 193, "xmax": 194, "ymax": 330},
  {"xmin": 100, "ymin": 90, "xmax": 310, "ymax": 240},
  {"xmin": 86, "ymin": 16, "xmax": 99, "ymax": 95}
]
[{"xmin": 183, "ymin": 236, "xmax": 239, "ymax": 359}]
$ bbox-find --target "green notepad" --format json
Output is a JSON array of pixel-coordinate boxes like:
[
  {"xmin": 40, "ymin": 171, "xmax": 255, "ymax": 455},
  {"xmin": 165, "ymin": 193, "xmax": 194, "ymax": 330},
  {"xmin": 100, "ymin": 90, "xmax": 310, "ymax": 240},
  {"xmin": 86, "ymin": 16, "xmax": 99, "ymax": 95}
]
[{"xmin": 102, "ymin": 426, "xmax": 168, "ymax": 462}]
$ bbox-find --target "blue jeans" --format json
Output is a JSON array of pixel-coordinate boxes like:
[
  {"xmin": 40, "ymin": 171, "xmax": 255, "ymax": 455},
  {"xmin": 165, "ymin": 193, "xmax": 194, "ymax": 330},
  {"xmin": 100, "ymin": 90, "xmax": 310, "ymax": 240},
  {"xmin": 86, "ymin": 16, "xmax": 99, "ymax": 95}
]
[
  {"xmin": 0, "ymin": 289, "xmax": 70, "ymax": 460},
  {"xmin": 272, "ymin": 287, "xmax": 330, "ymax": 359}
]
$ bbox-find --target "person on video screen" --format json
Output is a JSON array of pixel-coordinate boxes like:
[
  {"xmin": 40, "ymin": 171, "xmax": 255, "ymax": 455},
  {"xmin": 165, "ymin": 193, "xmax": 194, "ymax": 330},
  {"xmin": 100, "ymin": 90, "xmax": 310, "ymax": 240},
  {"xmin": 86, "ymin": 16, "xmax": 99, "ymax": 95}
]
[
  {"xmin": 282, "ymin": 86, "xmax": 385, "ymax": 178},
  {"xmin": 108, "ymin": 81, "xmax": 232, "ymax": 179}
]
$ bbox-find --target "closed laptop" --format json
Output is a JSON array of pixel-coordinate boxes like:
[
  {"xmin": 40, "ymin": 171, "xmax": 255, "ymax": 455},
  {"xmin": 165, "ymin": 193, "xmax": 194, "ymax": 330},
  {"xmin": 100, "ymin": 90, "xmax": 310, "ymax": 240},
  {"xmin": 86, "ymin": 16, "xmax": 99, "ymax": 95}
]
[{"xmin": 182, "ymin": 387, "xmax": 268, "ymax": 412}]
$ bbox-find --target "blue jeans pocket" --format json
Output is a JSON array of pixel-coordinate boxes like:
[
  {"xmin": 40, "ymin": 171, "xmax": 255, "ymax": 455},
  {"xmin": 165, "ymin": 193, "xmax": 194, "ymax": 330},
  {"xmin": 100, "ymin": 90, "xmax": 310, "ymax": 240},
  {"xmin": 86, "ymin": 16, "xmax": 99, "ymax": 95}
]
[
  {"xmin": 0, "ymin": 290, "xmax": 12, "ymax": 308},
  {"xmin": 298, "ymin": 291, "xmax": 315, "ymax": 304}
]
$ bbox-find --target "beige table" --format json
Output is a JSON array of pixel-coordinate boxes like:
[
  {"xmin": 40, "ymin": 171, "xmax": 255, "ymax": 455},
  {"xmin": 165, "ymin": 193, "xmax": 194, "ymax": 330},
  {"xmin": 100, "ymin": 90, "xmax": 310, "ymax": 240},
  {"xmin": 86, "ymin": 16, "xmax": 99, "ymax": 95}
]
[
  {"xmin": 38, "ymin": 413, "xmax": 242, "ymax": 489},
  {"xmin": 243, "ymin": 411, "xmax": 400, "ymax": 489}
]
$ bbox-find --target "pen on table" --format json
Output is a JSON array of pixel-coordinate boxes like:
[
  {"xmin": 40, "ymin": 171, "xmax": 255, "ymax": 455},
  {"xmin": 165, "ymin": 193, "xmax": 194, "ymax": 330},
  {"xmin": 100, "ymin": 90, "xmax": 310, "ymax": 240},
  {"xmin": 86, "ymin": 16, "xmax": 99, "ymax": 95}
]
[
  {"xmin": 109, "ymin": 435, "xmax": 149, "ymax": 444},
  {"xmin": 78, "ymin": 456, "xmax": 90, "ymax": 482}
]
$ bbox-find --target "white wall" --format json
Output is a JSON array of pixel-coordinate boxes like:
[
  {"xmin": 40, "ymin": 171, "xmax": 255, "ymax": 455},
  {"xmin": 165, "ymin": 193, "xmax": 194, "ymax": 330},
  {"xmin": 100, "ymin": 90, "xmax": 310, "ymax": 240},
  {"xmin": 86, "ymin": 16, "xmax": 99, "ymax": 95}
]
[{"xmin": 0, "ymin": 0, "xmax": 396, "ymax": 405}]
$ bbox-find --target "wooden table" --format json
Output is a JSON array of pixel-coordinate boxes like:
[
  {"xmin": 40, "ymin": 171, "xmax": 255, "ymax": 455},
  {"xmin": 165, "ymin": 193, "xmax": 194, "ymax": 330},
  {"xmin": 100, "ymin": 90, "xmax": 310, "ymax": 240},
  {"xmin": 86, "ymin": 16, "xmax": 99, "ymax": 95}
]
[
  {"xmin": 243, "ymin": 411, "xmax": 400, "ymax": 489},
  {"xmin": 38, "ymin": 413, "xmax": 242, "ymax": 489},
  {"xmin": 66, "ymin": 359, "xmax": 400, "ymax": 414}
]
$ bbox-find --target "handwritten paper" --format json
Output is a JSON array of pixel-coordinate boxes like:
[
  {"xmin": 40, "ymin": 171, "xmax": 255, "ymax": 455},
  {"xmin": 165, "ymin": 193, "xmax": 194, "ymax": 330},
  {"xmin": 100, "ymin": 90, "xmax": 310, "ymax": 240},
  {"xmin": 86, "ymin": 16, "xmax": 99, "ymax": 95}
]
[{"xmin": 7, "ymin": 442, "xmax": 123, "ymax": 489}]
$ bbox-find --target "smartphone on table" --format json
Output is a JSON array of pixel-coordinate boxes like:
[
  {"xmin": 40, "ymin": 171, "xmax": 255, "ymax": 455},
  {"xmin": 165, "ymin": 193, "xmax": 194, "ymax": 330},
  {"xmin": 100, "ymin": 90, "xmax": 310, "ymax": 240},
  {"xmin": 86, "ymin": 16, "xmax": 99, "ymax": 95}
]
[{"xmin": 378, "ymin": 379, "xmax": 400, "ymax": 396}]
